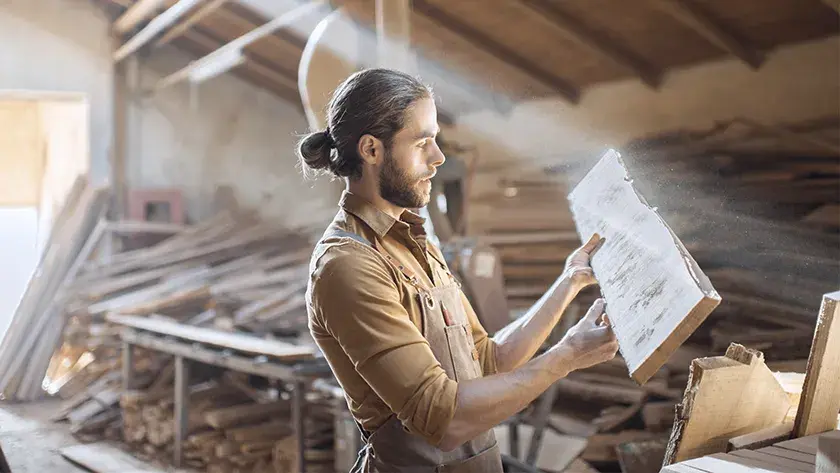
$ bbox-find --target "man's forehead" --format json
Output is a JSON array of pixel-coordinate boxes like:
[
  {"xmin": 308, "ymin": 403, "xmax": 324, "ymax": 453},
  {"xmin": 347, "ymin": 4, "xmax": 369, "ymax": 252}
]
[{"xmin": 402, "ymin": 99, "xmax": 439, "ymax": 137}]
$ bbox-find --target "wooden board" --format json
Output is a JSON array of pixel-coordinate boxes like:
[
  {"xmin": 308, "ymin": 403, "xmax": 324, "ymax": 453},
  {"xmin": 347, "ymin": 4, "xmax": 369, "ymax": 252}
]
[
  {"xmin": 816, "ymin": 430, "xmax": 840, "ymax": 473},
  {"xmin": 59, "ymin": 442, "xmax": 165, "ymax": 472},
  {"xmin": 793, "ymin": 291, "xmax": 840, "ymax": 438},
  {"xmin": 107, "ymin": 314, "xmax": 315, "ymax": 361},
  {"xmin": 664, "ymin": 344, "xmax": 791, "ymax": 464},
  {"xmin": 568, "ymin": 150, "xmax": 721, "ymax": 384},
  {"xmin": 728, "ymin": 423, "xmax": 793, "ymax": 451}
]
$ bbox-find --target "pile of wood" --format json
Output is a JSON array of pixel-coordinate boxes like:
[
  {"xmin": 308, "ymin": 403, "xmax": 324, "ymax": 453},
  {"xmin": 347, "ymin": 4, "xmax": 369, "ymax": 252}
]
[
  {"xmin": 9, "ymin": 207, "xmax": 318, "ymax": 404},
  {"xmin": 118, "ymin": 371, "xmax": 336, "ymax": 473}
]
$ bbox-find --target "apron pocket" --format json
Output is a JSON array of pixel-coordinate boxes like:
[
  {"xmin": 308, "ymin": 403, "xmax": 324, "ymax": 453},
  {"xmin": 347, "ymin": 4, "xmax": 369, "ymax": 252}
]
[
  {"xmin": 443, "ymin": 325, "xmax": 480, "ymax": 381},
  {"xmin": 436, "ymin": 441, "xmax": 503, "ymax": 473}
]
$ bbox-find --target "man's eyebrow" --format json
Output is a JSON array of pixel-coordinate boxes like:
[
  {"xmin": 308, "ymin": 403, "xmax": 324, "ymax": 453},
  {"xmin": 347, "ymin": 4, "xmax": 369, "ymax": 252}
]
[{"xmin": 413, "ymin": 128, "xmax": 440, "ymax": 140}]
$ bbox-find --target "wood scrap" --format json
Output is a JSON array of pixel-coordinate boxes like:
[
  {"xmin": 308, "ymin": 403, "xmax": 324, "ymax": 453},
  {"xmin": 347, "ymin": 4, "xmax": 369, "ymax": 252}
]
[
  {"xmin": 793, "ymin": 290, "xmax": 840, "ymax": 438},
  {"xmin": 727, "ymin": 423, "xmax": 793, "ymax": 451},
  {"xmin": 664, "ymin": 343, "xmax": 791, "ymax": 464}
]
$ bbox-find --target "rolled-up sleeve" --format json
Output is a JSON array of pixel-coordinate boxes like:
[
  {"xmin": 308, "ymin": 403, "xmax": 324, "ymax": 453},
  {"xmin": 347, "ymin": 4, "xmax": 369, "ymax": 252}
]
[{"xmin": 311, "ymin": 246, "xmax": 457, "ymax": 446}]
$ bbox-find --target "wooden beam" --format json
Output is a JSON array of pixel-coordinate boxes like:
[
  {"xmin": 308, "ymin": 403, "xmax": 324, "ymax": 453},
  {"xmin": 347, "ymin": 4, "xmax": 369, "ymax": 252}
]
[
  {"xmin": 150, "ymin": 1, "xmax": 325, "ymax": 92},
  {"xmin": 651, "ymin": 0, "xmax": 764, "ymax": 69},
  {"xmin": 155, "ymin": 0, "xmax": 230, "ymax": 47},
  {"xmin": 516, "ymin": 0, "xmax": 662, "ymax": 89},
  {"xmin": 412, "ymin": 0, "xmax": 580, "ymax": 103},
  {"xmin": 793, "ymin": 291, "xmax": 840, "ymax": 438},
  {"xmin": 113, "ymin": 0, "xmax": 167, "ymax": 34},
  {"xmin": 376, "ymin": 0, "xmax": 414, "ymax": 73},
  {"xmin": 567, "ymin": 150, "xmax": 721, "ymax": 383},
  {"xmin": 114, "ymin": 0, "xmax": 204, "ymax": 62}
]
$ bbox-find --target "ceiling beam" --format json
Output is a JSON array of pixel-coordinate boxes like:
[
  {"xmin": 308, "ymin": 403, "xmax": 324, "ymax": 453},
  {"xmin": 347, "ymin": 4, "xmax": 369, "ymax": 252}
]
[
  {"xmin": 155, "ymin": 0, "xmax": 231, "ymax": 47},
  {"xmin": 412, "ymin": 0, "xmax": 580, "ymax": 104},
  {"xmin": 651, "ymin": 0, "xmax": 764, "ymax": 69},
  {"xmin": 115, "ymin": 0, "xmax": 204, "ymax": 62},
  {"xmin": 113, "ymin": 0, "xmax": 167, "ymax": 34},
  {"xmin": 516, "ymin": 0, "xmax": 663, "ymax": 89},
  {"xmin": 150, "ymin": 1, "xmax": 325, "ymax": 92}
]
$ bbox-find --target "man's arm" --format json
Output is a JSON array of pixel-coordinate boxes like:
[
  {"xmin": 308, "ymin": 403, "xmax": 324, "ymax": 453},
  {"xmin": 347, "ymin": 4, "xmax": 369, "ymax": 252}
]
[
  {"xmin": 439, "ymin": 299, "xmax": 617, "ymax": 451},
  {"xmin": 491, "ymin": 233, "xmax": 604, "ymax": 373}
]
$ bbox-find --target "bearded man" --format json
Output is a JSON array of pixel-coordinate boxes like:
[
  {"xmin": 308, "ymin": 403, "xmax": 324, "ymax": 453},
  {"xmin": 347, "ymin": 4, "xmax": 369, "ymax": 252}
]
[{"xmin": 298, "ymin": 68, "xmax": 618, "ymax": 473}]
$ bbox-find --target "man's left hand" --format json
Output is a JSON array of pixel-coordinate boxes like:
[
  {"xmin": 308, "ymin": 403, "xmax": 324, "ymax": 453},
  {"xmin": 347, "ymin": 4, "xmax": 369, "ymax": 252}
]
[{"xmin": 563, "ymin": 233, "xmax": 605, "ymax": 292}]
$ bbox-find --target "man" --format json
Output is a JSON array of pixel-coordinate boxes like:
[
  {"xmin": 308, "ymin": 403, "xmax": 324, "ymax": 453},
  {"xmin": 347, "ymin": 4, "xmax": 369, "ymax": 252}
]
[{"xmin": 298, "ymin": 68, "xmax": 619, "ymax": 473}]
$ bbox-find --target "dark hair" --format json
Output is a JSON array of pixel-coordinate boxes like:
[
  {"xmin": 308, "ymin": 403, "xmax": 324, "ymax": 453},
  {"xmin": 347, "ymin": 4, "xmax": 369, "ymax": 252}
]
[{"xmin": 297, "ymin": 68, "xmax": 433, "ymax": 180}]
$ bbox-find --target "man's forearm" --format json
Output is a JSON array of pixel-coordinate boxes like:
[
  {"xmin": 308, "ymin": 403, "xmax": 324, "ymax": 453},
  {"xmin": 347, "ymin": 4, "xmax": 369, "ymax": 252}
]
[
  {"xmin": 437, "ymin": 345, "xmax": 573, "ymax": 451},
  {"xmin": 492, "ymin": 275, "xmax": 578, "ymax": 373}
]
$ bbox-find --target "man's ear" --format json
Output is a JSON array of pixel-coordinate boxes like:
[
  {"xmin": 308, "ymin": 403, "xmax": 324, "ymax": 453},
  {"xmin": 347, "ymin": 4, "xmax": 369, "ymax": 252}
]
[{"xmin": 358, "ymin": 134, "xmax": 382, "ymax": 165}]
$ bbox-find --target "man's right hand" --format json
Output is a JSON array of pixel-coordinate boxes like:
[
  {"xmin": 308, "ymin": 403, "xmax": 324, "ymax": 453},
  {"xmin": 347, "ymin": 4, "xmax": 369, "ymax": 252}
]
[{"xmin": 551, "ymin": 298, "xmax": 619, "ymax": 373}]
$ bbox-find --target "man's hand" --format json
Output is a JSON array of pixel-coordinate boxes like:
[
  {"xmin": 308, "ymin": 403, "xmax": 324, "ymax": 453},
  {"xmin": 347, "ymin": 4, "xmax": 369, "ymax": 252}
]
[
  {"xmin": 550, "ymin": 298, "xmax": 618, "ymax": 374},
  {"xmin": 562, "ymin": 233, "xmax": 605, "ymax": 292}
]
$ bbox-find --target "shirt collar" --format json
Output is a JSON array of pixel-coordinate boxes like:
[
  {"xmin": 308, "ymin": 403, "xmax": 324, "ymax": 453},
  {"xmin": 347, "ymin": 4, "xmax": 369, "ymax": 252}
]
[{"xmin": 339, "ymin": 190, "xmax": 427, "ymax": 239}]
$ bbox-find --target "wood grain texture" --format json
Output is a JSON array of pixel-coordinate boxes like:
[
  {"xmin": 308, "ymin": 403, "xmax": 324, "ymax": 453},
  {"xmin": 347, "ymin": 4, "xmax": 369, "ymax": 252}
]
[
  {"xmin": 568, "ymin": 150, "xmax": 721, "ymax": 383},
  {"xmin": 793, "ymin": 290, "xmax": 840, "ymax": 438},
  {"xmin": 664, "ymin": 344, "xmax": 791, "ymax": 464}
]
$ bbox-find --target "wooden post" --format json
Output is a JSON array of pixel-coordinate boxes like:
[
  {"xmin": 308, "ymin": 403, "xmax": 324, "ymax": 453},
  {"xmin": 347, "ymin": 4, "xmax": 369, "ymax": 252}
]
[
  {"xmin": 121, "ymin": 340, "xmax": 133, "ymax": 392},
  {"xmin": 173, "ymin": 355, "xmax": 190, "ymax": 467},
  {"xmin": 793, "ymin": 291, "xmax": 840, "ymax": 438}
]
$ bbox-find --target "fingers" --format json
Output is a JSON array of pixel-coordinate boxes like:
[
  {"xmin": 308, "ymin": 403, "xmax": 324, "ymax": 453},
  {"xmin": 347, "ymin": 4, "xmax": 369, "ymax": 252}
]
[
  {"xmin": 581, "ymin": 232, "xmax": 606, "ymax": 255},
  {"xmin": 583, "ymin": 298, "xmax": 606, "ymax": 324}
]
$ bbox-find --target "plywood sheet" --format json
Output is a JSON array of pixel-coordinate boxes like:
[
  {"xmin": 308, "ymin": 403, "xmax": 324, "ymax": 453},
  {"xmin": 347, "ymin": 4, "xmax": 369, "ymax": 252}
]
[{"xmin": 568, "ymin": 150, "xmax": 721, "ymax": 383}]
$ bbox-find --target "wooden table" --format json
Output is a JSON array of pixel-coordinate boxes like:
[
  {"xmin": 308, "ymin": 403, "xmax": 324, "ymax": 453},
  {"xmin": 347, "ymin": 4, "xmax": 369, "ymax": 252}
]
[{"xmin": 112, "ymin": 314, "xmax": 320, "ymax": 472}]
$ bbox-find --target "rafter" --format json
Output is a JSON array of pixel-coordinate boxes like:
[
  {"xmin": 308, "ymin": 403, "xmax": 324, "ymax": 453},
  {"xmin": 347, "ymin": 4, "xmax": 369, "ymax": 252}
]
[
  {"xmin": 113, "ymin": 0, "xmax": 167, "ymax": 34},
  {"xmin": 115, "ymin": 0, "xmax": 203, "ymax": 62},
  {"xmin": 650, "ymin": 0, "xmax": 764, "ymax": 69},
  {"xmin": 412, "ymin": 0, "xmax": 580, "ymax": 103},
  {"xmin": 155, "ymin": 0, "xmax": 230, "ymax": 47},
  {"xmin": 517, "ymin": 0, "xmax": 662, "ymax": 89}
]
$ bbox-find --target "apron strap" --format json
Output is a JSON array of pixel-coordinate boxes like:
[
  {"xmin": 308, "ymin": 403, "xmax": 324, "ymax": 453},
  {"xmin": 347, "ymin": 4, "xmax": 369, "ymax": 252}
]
[{"xmin": 326, "ymin": 228, "xmax": 427, "ymax": 291}]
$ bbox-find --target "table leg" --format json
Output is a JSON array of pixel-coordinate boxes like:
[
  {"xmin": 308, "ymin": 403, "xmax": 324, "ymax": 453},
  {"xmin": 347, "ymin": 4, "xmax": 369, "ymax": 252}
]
[
  {"xmin": 122, "ymin": 340, "xmax": 133, "ymax": 391},
  {"xmin": 293, "ymin": 379, "xmax": 306, "ymax": 473},
  {"xmin": 174, "ymin": 355, "xmax": 190, "ymax": 467}
]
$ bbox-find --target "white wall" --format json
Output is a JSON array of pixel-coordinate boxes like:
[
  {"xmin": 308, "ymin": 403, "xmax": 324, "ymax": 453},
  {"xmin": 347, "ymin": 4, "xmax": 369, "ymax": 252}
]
[{"xmin": 0, "ymin": 0, "xmax": 341, "ymax": 229}]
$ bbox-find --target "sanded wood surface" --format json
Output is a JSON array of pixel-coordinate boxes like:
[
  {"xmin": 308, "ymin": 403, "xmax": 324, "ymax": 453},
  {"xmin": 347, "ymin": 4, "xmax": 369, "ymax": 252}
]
[
  {"xmin": 568, "ymin": 150, "xmax": 721, "ymax": 383},
  {"xmin": 108, "ymin": 314, "xmax": 315, "ymax": 361},
  {"xmin": 793, "ymin": 290, "xmax": 840, "ymax": 438},
  {"xmin": 665, "ymin": 344, "xmax": 791, "ymax": 464}
]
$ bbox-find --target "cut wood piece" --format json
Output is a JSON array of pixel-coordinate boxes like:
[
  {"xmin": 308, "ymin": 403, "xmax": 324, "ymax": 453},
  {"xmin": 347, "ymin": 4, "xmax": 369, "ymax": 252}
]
[
  {"xmin": 567, "ymin": 150, "xmax": 721, "ymax": 384},
  {"xmin": 59, "ymin": 442, "xmax": 165, "ymax": 472},
  {"xmin": 728, "ymin": 423, "xmax": 793, "ymax": 451},
  {"xmin": 204, "ymin": 400, "xmax": 290, "ymax": 429},
  {"xmin": 728, "ymin": 449, "xmax": 813, "ymax": 472},
  {"xmin": 758, "ymin": 446, "xmax": 816, "ymax": 465},
  {"xmin": 793, "ymin": 291, "xmax": 840, "ymax": 438},
  {"xmin": 616, "ymin": 438, "xmax": 668, "ymax": 473},
  {"xmin": 664, "ymin": 343, "xmax": 791, "ymax": 464},
  {"xmin": 107, "ymin": 314, "xmax": 315, "ymax": 361},
  {"xmin": 554, "ymin": 377, "xmax": 646, "ymax": 404},
  {"xmin": 581, "ymin": 430, "xmax": 661, "ymax": 463}
]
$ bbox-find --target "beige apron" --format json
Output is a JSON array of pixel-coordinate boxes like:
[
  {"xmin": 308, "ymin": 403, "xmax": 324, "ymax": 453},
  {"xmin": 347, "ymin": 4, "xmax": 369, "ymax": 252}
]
[{"xmin": 328, "ymin": 230, "xmax": 503, "ymax": 473}]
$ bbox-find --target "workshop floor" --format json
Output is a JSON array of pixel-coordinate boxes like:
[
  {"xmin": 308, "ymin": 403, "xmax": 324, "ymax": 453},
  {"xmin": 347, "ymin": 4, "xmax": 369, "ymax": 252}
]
[{"xmin": 0, "ymin": 399, "xmax": 192, "ymax": 473}]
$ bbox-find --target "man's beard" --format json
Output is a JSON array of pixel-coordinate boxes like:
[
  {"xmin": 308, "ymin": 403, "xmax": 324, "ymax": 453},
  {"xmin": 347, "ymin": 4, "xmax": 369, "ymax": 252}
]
[{"xmin": 379, "ymin": 151, "xmax": 432, "ymax": 209}]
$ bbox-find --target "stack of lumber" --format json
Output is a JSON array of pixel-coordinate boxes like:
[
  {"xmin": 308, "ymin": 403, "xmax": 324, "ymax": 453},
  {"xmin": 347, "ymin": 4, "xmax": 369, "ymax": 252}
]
[
  {"xmin": 118, "ymin": 372, "xmax": 336, "ymax": 473},
  {"xmin": 468, "ymin": 176, "xmax": 581, "ymax": 310},
  {"xmin": 0, "ymin": 195, "xmax": 317, "ymax": 403},
  {"xmin": 0, "ymin": 176, "xmax": 111, "ymax": 401}
]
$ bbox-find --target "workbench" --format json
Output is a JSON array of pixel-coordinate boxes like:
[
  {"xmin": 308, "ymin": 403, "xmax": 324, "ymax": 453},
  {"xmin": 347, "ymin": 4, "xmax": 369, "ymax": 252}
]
[{"xmin": 112, "ymin": 314, "xmax": 322, "ymax": 472}]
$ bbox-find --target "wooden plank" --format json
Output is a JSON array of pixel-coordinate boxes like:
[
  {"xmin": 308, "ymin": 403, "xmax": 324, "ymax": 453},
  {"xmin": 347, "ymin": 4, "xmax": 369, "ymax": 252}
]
[
  {"xmin": 568, "ymin": 150, "xmax": 721, "ymax": 384},
  {"xmin": 727, "ymin": 449, "xmax": 813, "ymax": 473},
  {"xmin": 115, "ymin": 0, "xmax": 204, "ymax": 62},
  {"xmin": 60, "ymin": 442, "xmax": 165, "ymax": 472},
  {"xmin": 793, "ymin": 291, "xmax": 840, "ymax": 438},
  {"xmin": 758, "ymin": 446, "xmax": 815, "ymax": 465},
  {"xmin": 155, "ymin": 0, "xmax": 230, "ymax": 47},
  {"xmin": 113, "ymin": 0, "xmax": 167, "ymax": 34},
  {"xmin": 664, "ymin": 344, "xmax": 791, "ymax": 464},
  {"xmin": 816, "ymin": 430, "xmax": 840, "ymax": 473},
  {"xmin": 728, "ymin": 423, "xmax": 793, "ymax": 451},
  {"xmin": 683, "ymin": 453, "xmax": 782, "ymax": 473},
  {"xmin": 775, "ymin": 434, "xmax": 821, "ymax": 455},
  {"xmin": 107, "ymin": 314, "xmax": 315, "ymax": 361}
]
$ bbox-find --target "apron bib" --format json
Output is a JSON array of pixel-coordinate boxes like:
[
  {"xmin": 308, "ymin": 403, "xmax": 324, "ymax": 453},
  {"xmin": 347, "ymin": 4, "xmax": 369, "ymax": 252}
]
[{"xmin": 328, "ymin": 230, "xmax": 503, "ymax": 473}]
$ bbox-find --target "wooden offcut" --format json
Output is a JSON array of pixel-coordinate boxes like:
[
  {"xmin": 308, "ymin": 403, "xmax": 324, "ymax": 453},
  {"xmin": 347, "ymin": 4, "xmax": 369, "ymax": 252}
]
[
  {"xmin": 664, "ymin": 344, "xmax": 791, "ymax": 464},
  {"xmin": 793, "ymin": 290, "xmax": 840, "ymax": 438},
  {"xmin": 568, "ymin": 150, "xmax": 721, "ymax": 383}
]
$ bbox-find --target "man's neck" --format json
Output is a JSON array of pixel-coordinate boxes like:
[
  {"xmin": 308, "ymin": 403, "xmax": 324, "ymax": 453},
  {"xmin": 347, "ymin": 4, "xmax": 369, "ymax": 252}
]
[{"xmin": 346, "ymin": 179, "xmax": 405, "ymax": 221}]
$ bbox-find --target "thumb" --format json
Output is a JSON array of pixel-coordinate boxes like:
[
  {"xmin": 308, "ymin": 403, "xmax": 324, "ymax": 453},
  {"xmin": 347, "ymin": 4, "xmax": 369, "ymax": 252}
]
[
  {"xmin": 581, "ymin": 233, "xmax": 604, "ymax": 255},
  {"xmin": 583, "ymin": 298, "xmax": 606, "ymax": 324}
]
